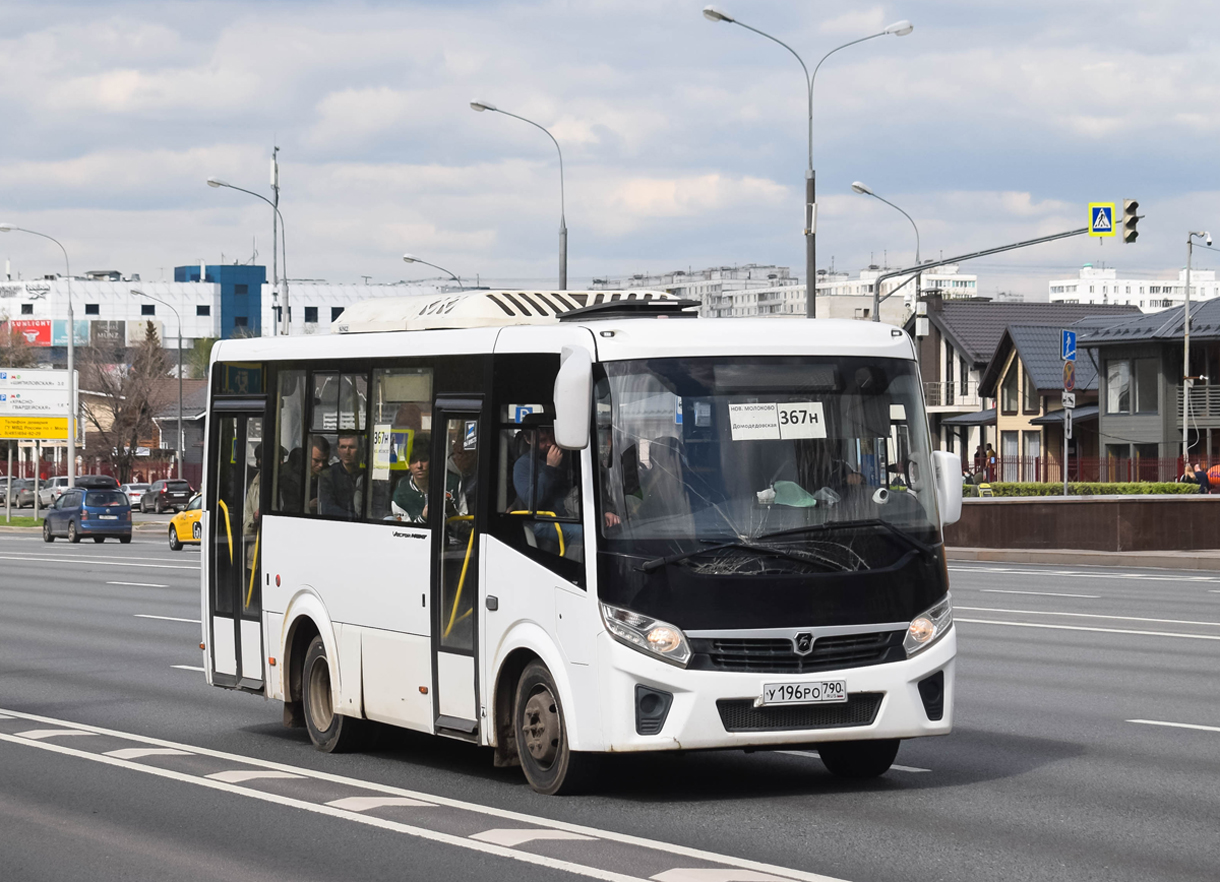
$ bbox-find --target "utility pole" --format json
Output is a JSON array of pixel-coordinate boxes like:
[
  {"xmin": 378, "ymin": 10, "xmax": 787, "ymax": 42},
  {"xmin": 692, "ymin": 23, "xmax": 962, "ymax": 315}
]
[{"xmin": 271, "ymin": 146, "xmax": 282, "ymax": 334}]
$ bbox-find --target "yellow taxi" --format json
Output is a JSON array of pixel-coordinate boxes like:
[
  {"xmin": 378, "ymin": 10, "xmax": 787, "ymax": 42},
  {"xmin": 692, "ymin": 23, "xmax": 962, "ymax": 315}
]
[{"xmin": 168, "ymin": 494, "xmax": 203, "ymax": 551}]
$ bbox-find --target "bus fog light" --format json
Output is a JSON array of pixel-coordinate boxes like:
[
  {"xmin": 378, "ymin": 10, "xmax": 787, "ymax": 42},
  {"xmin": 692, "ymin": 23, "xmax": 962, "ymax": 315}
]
[
  {"xmin": 601, "ymin": 603, "xmax": 691, "ymax": 667},
  {"xmin": 904, "ymin": 594, "xmax": 952, "ymax": 657}
]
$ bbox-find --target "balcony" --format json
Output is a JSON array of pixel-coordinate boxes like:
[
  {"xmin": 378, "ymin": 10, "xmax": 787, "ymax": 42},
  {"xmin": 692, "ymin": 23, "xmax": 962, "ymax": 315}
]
[
  {"xmin": 924, "ymin": 380, "xmax": 982, "ymax": 410},
  {"xmin": 1178, "ymin": 385, "xmax": 1220, "ymax": 427}
]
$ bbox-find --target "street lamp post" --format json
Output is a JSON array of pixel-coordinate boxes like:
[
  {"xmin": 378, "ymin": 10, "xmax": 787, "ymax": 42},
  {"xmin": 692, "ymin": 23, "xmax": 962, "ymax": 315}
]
[
  {"xmin": 0, "ymin": 223, "xmax": 77, "ymax": 489},
  {"xmin": 207, "ymin": 177, "xmax": 289, "ymax": 335},
  {"xmin": 851, "ymin": 181, "xmax": 921, "ymax": 316},
  {"xmin": 470, "ymin": 101, "xmax": 567, "ymax": 290},
  {"xmin": 702, "ymin": 6, "xmax": 913, "ymax": 318},
  {"xmin": 403, "ymin": 254, "xmax": 462, "ymax": 287},
  {"xmin": 133, "ymin": 290, "xmax": 183, "ymax": 480},
  {"xmin": 1184, "ymin": 231, "xmax": 1213, "ymax": 466}
]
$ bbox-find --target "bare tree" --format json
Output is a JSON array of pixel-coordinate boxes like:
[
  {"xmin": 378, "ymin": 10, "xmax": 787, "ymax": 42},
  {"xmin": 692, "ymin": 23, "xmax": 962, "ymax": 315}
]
[
  {"xmin": 0, "ymin": 320, "xmax": 39, "ymax": 368},
  {"xmin": 81, "ymin": 321, "xmax": 172, "ymax": 483}
]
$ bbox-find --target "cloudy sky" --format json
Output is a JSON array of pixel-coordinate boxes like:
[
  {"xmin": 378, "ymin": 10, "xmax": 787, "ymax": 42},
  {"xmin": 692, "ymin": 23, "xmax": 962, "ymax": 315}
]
[{"xmin": 0, "ymin": 0, "xmax": 1216, "ymax": 297}]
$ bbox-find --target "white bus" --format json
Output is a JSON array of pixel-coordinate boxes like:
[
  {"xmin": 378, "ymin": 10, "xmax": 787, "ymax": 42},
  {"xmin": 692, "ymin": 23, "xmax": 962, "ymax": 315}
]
[{"xmin": 201, "ymin": 292, "xmax": 961, "ymax": 794}]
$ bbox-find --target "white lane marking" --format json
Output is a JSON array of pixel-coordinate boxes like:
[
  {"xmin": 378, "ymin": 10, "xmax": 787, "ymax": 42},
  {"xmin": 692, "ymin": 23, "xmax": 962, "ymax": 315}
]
[
  {"xmin": 106, "ymin": 747, "xmax": 193, "ymax": 760},
  {"xmin": 5, "ymin": 551, "xmax": 195, "ymax": 564},
  {"xmin": 171, "ymin": 664, "xmax": 205, "ymax": 672},
  {"xmin": 653, "ymin": 871, "xmax": 793, "ymax": 882},
  {"xmin": 776, "ymin": 750, "xmax": 930, "ymax": 773},
  {"xmin": 472, "ymin": 829, "xmax": 599, "ymax": 847},
  {"xmin": 957, "ymin": 618, "xmax": 1220, "ymax": 641},
  {"xmin": 327, "ymin": 796, "xmax": 435, "ymax": 811},
  {"xmin": 1128, "ymin": 719, "xmax": 1220, "ymax": 734},
  {"xmin": 109, "ymin": 581, "xmax": 170, "ymax": 588},
  {"xmin": 135, "ymin": 614, "xmax": 201, "ymax": 624},
  {"xmin": 0, "ymin": 707, "xmax": 846, "ymax": 882},
  {"xmin": 956, "ymin": 606, "xmax": 1220, "ymax": 627},
  {"xmin": 949, "ymin": 565, "xmax": 1220, "ymax": 583},
  {"xmin": 979, "ymin": 589, "xmax": 1100, "ymax": 599},
  {"xmin": 207, "ymin": 770, "xmax": 305, "ymax": 784},
  {"xmin": 0, "ymin": 553, "xmax": 196, "ymax": 571},
  {"xmin": 16, "ymin": 729, "xmax": 98, "ymax": 741}
]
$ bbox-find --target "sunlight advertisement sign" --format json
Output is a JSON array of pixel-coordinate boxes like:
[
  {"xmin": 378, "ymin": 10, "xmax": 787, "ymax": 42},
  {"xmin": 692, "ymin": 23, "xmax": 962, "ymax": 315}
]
[{"xmin": 6, "ymin": 319, "xmax": 52, "ymax": 347}]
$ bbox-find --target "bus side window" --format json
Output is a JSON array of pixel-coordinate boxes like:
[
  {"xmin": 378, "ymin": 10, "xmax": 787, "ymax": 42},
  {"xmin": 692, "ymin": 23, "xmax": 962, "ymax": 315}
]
[
  {"xmin": 368, "ymin": 365, "xmax": 433, "ymax": 522},
  {"xmin": 309, "ymin": 371, "xmax": 369, "ymax": 521},
  {"xmin": 271, "ymin": 369, "xmax": 306, "ymax": 513}
]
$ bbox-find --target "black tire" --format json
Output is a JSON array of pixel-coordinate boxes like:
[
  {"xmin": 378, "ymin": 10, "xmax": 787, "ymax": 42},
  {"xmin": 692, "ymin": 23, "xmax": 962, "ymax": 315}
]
[
  {"xmin": 301, "ymin": 635, "xmax": 367, "ymax": 753},
  {"xmin": 168, "ymin": 525, "xmax": 182, "ymax": 551},
  {"xmin": 118, "ymin": 535, "xmax": 132, "ymax": 544},
  {"xmin": 817, "ymin": 739, "xmax": 900, "ymax": 778},
  {"xmin": 92, "ymin": 536, "xmax": 105, "ymax": 543},
  {"xmin": 155, "ymin": 498, "xmax": 164, "ymax": 514},
  {"xmin": 514, "ymin": 661, "xmax": 599, "ymax": 795},
  {"xmin": 68, "ymin": 521, "xmax": 81, "ymax": 544},
  {"xmin": 43, "ymin": 521, "xmax": 54, "ymax": 543},
  {"xmin": 192, "ymin": 522, "xmax": 201, "ymax": 541}
]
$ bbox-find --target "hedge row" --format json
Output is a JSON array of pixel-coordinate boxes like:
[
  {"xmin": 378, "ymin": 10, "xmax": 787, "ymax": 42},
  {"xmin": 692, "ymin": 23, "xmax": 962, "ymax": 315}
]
[{"xmin": 966, "ymin": 481, "xmax": 1199, "ymax": 497}]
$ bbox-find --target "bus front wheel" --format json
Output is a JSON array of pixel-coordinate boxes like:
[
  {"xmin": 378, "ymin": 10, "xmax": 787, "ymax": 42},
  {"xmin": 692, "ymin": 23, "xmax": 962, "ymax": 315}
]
[
  {"xmin": 513, "ymin": 661, "xmax": 598, "ymax": 795},
  {"xmin": 817, "ymin": 739, "xmax": 900, "ymax": 778},
  {"xmin": 301, "ymin": 635, "xmax": 366, "ymax": 753}
]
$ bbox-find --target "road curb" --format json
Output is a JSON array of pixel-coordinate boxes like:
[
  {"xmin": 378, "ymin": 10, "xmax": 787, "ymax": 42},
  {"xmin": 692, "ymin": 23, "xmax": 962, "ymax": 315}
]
[{"xmin": 947, "ymin": 547, "xmax": 1220, "ymax": 572}]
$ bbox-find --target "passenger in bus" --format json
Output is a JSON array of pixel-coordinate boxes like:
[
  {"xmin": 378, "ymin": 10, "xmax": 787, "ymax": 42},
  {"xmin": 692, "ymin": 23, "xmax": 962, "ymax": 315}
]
[
  {"xmin": 279, "ymin": 447, "xmax": 304, "ymax": 512},
  {"xmin": 307, "ymin": 435, "xmax": 330, "ymax": 514},
  {"xmin": 391, "ymin": 434, "xmax": 430, "ymax": 523},
  {"xmin": 318, "ymin": 432, "xmax": 364, "ymax": 519},
  {"xmin": 243, "ymin": 444, "xmax": 264, "ymax": 570},
  {"xmin": 512, "ymin": 424, "xmax": 578, "ymax": 554},
  {"xmin": 447, "ymin": 435, "xmax": 478, "ymax": 518}
]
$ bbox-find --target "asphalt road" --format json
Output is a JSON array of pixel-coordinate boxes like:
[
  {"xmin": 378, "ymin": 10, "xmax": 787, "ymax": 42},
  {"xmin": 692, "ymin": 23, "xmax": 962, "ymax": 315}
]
[{"xmin": 1, "ymin": 532, "xmax": 1217, "ymax": 882}]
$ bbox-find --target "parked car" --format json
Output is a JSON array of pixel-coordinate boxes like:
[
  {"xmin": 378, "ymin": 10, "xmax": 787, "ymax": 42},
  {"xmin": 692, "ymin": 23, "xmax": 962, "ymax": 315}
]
[
  {"xmin": 15, "ymin": 478, "xmax": 40, "ymax": 508},
  {"xmin": 38, "ymin": 476, "xmax": 71, "ymax": 508},
  {"xmin": 119, "ymin": 482, "xmax": 151, "ymax": 507},
  {"xmin": 168, "ymin": 494, "xmax": 203, "ymax": 551},
  {"xmin": 77, "ymin": 475, "xmax": 120, "ymax": 490},
  {"xmin": 141, "ymin": 478, "xmax": 193, "ymax": 513},
  {"xmin": 42, "ymin": 488, "xmax": 132, "ymax": 544}
]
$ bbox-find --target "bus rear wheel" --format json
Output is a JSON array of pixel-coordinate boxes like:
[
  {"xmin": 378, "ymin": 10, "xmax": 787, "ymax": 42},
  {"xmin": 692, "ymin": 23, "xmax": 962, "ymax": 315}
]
[
  {"xmin": 513, "ymin": 661, "xmax": 598, "ymax": 795},
  {"xmin": 301, "ymin": 635, "xmax": 366, "ymax": 753},
  {"xmin": 817, "ymin": 739, "xmax": 900, "ymax": 778}
]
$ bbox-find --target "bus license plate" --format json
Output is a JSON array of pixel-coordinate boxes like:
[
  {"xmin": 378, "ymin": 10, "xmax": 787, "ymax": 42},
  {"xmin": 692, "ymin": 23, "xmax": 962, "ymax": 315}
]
[{"xmin": 760, "ymin": 680, "xmax": 847, "ymax": 706}]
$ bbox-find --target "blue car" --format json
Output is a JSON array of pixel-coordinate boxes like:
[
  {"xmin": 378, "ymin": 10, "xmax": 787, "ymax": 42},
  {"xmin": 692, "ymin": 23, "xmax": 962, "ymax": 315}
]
[{"xmin": 43, "ymin": 488, "xmax": 133, "ymax": 544}]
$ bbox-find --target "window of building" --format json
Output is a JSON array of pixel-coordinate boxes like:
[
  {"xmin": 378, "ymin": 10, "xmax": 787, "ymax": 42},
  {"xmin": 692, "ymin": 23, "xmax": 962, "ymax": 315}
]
[
  {"xmin": 20, "ymin": 304, "xmax": 32, "ymax": 314},
  {"xmin": 196, "ymin": 305, "xmax": 210, "ymax": 316},
  {"xmin": 1106, "ymin": 358, "xmax": 1158, "ymax": 414},
  {"xmin": 304, "ymin": 306, "xmax": 318, "ymax": 324},
  {"xmin": 332, "ymin": 307, "xmax": 345, "ymax": 322},
  {"xmin": 84, "ymin": 303, "xmax": 99, "ymax": 315},
  {"xmin": 1023, "ymin": 364, "xmax": 1039, "ymax": 413},
  {"xmin": 234, "ymin": 284, "xmax": 249, "ymax": 295},
  {"xmin": 234, "ymin": 316, "xmax": 248, "ymax": 327},
  {"xmin": 1001, "ymin": 365, "xmax": 1019, "ymax": 414},
  {"xmin": 141, "ymin": 304, "xmax": 155, "ymax": 316}
]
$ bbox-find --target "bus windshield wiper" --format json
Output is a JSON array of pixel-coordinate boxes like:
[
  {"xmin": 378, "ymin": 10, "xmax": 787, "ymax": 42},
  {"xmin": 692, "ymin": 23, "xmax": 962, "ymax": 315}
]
[
  {"xmin": 637, "ymin": 538, "xmax": 849, "ymax": 573},
  {"xmin": 752, "ymin": 519, "xmax": 937, "ymax": 560}
]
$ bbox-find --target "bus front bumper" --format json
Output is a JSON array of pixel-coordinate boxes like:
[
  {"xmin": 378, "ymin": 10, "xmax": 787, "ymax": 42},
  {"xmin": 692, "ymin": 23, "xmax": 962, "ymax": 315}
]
[{"xmin": 592, "ymin": 626, "xmax": 955, "ymax": 753}]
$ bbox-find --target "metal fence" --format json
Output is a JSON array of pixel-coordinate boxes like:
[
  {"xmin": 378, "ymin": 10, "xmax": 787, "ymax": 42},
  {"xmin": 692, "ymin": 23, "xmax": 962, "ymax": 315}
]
[{"xmin": 969, "ymin": 456, "xmax": 1191, "ymax": 484}]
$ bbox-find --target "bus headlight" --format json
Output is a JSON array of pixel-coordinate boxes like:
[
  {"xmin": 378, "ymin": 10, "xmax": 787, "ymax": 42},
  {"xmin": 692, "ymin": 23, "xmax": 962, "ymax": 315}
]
[
  {"xmin": 600, "ymin": 603, "xmax": 692, "ymax": 668},
  {"xmin": 904, "ymin": 594, "xmax": 952, "ymax": 657}
]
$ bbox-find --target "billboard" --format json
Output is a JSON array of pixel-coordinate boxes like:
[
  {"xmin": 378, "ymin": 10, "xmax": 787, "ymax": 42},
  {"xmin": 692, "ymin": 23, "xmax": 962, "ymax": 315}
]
[
  {"xmin": 91, "ymin": 320, "xmax": 125, "ymax": 348},
  {"xmin": 52, "ymin": 319, "xmax": 90, "ymax": 347},
  {"xmin": 126, "ymin": 319, "xmax": 163, "ymax": 346},
  {"xmin": 7, "ymin": 319, "xmax": 52, "ymax": 347}
]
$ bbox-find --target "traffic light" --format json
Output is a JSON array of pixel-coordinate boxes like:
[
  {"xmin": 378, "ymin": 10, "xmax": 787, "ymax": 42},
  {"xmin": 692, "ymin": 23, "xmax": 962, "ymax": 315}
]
[{"xmin": 1122, "ymin": 199, "xmax": 1141, "ymax": 244}]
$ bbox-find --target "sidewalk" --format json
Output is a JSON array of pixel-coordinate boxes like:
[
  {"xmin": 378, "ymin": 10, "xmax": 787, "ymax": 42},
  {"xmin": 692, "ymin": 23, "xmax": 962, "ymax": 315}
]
[{"xmin": 948, "ymin": 547, "xmax": 1220, "ymax": 572}]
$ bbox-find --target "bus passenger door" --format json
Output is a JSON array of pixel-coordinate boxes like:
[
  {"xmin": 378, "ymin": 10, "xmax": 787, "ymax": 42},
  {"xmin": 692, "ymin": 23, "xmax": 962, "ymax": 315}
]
[
  {"xmin": 431, "ymin": 401, "xmax": 482, "ymax": 737},
  {"xmin": 208, "ymin": 410, "xmax": 265, "ymax": 693}
]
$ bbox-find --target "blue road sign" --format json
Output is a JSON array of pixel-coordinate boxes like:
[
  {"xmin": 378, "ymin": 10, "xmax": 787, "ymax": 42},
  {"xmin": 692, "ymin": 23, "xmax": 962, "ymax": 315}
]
[
  {"xmin": 1089, "ymin": 202, "xmax": 1116, "ymax": 237},
  {"xmin": 1062, "ymin": 330, "xmax": 1077, "ymax": 362}
]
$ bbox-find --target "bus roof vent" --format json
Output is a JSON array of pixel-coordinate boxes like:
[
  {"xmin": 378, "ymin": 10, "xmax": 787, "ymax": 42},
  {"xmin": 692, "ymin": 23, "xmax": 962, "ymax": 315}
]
[
  {"xmin": 331, "ymin": 290, "xmax": 684, "ymax": 333},
  {"xmin": 556, "ymin": 298, "xmax": 700, "ymax": 321}
]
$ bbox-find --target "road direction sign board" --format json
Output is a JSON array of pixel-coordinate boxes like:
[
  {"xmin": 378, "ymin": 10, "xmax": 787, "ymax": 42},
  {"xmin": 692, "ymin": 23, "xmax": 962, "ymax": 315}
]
[
  {"xmin": 1062, "ymin": 330, "xmax": 1077, "ymax": 362},
  {"xmin": 1089, "ymin": 202, "xmax": 1116, "ymax": 237},
  {"xmin": 1062, "ymin": 392, "xmax": 1076, "ymax": 409},
  {"xmin": 1063, "ymin": 361, "xmax": 1076, "ymax": 392},
  {"xmin": 1064, "ymin": 407, "xmax": 1073, "ymax": 440},
  {"xmin": 0, "ymin": 416, "xmax": 68, "ymax": 441}
]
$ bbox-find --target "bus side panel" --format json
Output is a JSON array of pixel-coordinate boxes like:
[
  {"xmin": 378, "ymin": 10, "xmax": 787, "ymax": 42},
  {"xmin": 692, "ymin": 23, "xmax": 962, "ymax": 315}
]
[
  {"xmin": 481, "ymin": 537, "xmax": 603, "ymax": 752},
  {"xmin": 266, "ymin": 611, "xmax": 284, "ymax": 700},
  {"xmin": 362, "ymin": 627, "xmax": 433, "ymax": 733}
]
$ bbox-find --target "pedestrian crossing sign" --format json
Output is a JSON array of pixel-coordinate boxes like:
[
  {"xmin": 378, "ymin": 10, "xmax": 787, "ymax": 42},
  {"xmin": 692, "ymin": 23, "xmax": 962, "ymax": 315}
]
[{"xmin": 1089, "ymin": 202, "xmax": 1116, "ymax": 237}]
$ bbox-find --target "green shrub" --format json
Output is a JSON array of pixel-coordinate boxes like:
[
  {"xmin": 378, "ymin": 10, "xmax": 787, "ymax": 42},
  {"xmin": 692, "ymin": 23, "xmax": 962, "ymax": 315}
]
[{"xmin": 971, "ymin": 482, "xmax": 1197, "ymax": 497}]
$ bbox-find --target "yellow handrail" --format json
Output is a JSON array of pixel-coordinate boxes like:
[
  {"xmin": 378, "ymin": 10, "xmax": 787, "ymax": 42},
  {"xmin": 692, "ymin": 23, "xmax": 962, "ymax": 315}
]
[
  {"xmin": 443, "ymin": 515, "xmax": 476, "ymax": 639},
  {"xmin": 507, "ymin": 510, "xmax": 565, "ymax": 557},
  {"xmin": 244, "ymin": 528, "xmax": 260, "ymax": 611},
  {"xmin": 217, "ymin": 499, "xmax": 233, "ymax": 564}
]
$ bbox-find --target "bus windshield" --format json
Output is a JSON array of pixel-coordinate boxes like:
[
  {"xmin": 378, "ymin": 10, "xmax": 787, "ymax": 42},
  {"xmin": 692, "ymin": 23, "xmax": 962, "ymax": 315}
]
[{"xmin": 595, "ymin": 355, "xmax": 940, "ymax": 572}]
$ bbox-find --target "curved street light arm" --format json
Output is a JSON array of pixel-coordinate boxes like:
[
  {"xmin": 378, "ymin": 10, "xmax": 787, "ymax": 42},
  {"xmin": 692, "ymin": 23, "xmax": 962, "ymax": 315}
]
[
  {"xmin": 210, "ymin": 180, "xmax": 289, "ymax": 334},
  {"xmin": 724, "ymin": 20, "xmax": 813, "ymax": 168},
  {"xmin": 406, "ymin": 257, "xmax": 461, "ymax": 287},
  {"xmin": 486, "ymin": 107, "xmax": 566, "ymax": 225},
  {"xmin": 867, "ymin": 191, "xmax": 921, "ymax": 265}
]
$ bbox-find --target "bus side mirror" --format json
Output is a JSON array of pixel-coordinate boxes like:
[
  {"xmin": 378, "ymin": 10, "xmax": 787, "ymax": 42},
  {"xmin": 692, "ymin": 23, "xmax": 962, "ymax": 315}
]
[
  {"xmin": 554, "ymin": 346, "xmax": 592, "ymax": 450},
  {"xmin": 932, "ymin": 450, "xmax": 962, "ymax": 527}
]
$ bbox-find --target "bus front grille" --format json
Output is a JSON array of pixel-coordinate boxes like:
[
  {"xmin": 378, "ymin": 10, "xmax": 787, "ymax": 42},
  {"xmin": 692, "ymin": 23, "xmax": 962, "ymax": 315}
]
[
  {"xmin": 689, "ymin": 631, "xmax": 905, "ymax": 674},
  {"xmin": 716, "ymin": 693, "xmax": 884, "ymax": 732}
]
